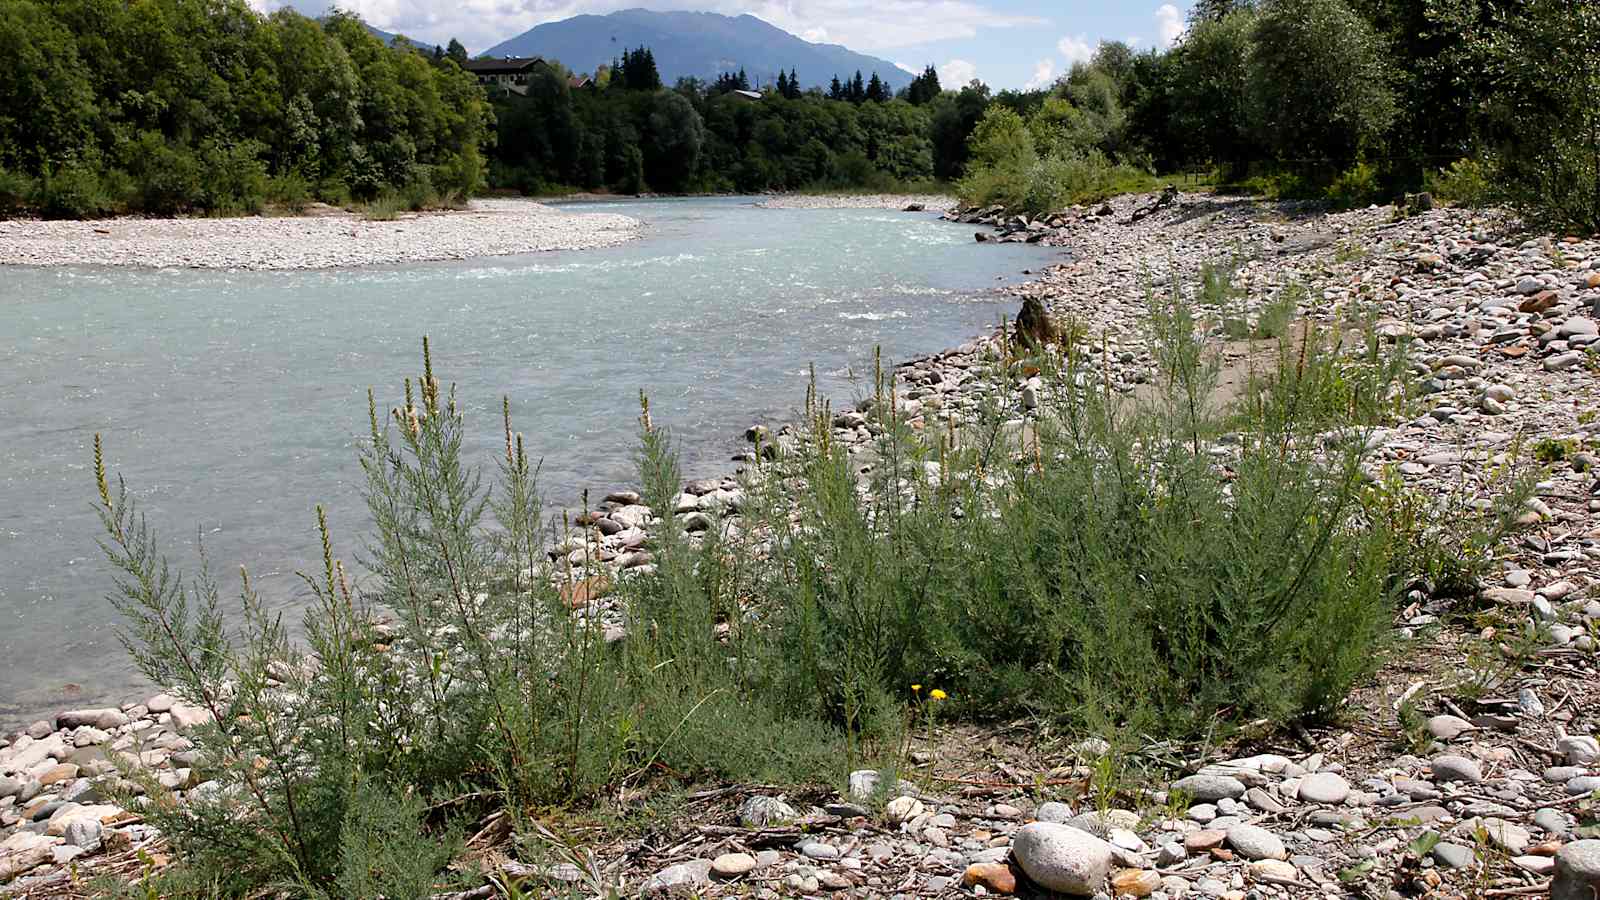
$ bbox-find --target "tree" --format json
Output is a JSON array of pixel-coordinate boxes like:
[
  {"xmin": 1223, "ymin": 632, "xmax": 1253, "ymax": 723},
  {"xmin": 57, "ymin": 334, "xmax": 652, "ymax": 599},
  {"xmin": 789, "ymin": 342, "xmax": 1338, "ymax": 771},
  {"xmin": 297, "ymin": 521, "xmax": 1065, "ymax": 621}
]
[
  {"xmin": 642, "ymin": 88, "xmax": 704, "ymax": 191},
  {"xmin": 929, "ymin": 79, "xmax": 990, "ymax": 178},
  {"xmin": 828, "ymin": 75, "xmax": 844, "ymax": 100},
  {"xmin": 616, "ymin": 46, "xmax": 661, "ymax": 91},
  {"xmin": 775, "ymin": 70, "xmax": 789, "ymax": 98},
  {"xmin": 1245, "ymin": 0, "xmax": 1396, "ymax": 167},
  {"xmin": 1481, "ymin": 0, "xmax": 1600, "ymax": 231},
  {"xmin": 1170, "ymin": 7, "xmax": 1257, "ymax": 172},
  {"xmin": 0, "ymin": 0, "xmax": 100, "ymax": 172},
  {"xmin": 445, "ymin": 38, "xmax": 467, "ymax": 67},
  {"xmin": 785, "ymin": 68, "xmax": 800, "ymax": 99},
  {"xmin": 865, "ymin": 72, "xmax": 886, "ymax": 103},
  {"xmin": 904, "ymin": 65, "xmax": 941, "ymax": 105},
  {"xmin": 849, "ymin": 71, "xmax": 865, "ymax": 104}
]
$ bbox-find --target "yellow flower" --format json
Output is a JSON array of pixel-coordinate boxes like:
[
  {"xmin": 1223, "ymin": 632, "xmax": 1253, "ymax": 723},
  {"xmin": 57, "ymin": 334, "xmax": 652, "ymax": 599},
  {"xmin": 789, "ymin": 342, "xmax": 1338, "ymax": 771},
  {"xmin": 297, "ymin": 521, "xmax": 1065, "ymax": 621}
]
[
  {"xmin": 911, "ymin": 684, "xmax": 922, "ymax": 692},
  {"xmin": 929, "ymin": 689, "xmax": 948, "ymax": 701}
]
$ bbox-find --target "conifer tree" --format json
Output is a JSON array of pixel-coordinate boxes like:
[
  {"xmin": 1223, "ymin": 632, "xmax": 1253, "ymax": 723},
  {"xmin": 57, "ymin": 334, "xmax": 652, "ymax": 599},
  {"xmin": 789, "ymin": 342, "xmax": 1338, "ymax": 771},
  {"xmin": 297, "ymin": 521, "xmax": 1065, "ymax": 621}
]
[
  {"xmin": 865, "ymin": 72, "xmax": 886, "ymax": 102},
  {"xmin": 776, "ymin": 70, "xmax": 789, "ymax": 97},
  {"xmin": 828, "ymin": 75, "xmax": 844, "ymax": 100},
  {"xmin": 787, "ymin": 68, "xmax": 800, "ymax": 98}
]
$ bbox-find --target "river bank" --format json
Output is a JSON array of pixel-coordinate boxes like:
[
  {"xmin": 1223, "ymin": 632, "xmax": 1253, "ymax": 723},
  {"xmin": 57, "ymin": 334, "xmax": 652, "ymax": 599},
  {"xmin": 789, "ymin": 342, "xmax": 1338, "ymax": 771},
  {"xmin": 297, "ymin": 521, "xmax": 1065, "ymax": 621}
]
[
  {"xmin": 4, "ymin": 191, "xmax": 1599, "ymax": 897},
  {"xmin": 0, "ymin": 199, "xmax": 642, "ymax": 270}
]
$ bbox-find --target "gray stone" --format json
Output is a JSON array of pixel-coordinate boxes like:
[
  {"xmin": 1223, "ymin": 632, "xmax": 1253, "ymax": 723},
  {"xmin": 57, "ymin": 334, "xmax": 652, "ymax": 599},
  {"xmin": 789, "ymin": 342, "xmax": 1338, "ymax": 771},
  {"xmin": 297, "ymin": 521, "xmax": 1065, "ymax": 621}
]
[
  {"xmin": 1426, "ymin": 715, "xmax": 1474, "ymax": 740},
  {"xmin": 1172, "ymin": 774, "xmax": 1247, "ymax": 801},
  {"xmin": 800, "ymin": 841, "xmax": 840, "ymax": 861},
  {"xmin": 1011, "ymin": 822, "xmax": 1114, "ymax": 896},
  {"xmin": 1431, "ymin": 754, "xmax": 1483, "ymax": 783},
  {"xmin": 1035, "ymin": 800, "xmax": 1074, "ymax": 823},
  {"xmin": 1432, "ymin": 841, "xmax": 1476, "ymax": 870},
  {"xmin": 643, "ymin": 859, "xmax": 713, "ymax": 896},
  {"xmin": 56, "ymin": 708, "xmax": 128, "ymax": 731},
  {"xmin": 0, "ymin": 776, "xmax": 19, "ymax": 800},
  {"xmin": 1567, "ymin": 776, "xmax": 1600, "ymax": 795},
  {"xmin": 1225, "ymin": 823, "xmax": 1286, "ymax": 861},
  {"xmin": 64, "ymin": 817, "xmax": 102, "ymax": 850},
  {"xmin": 1534, "ymin": 808, "xmax": 1571, "ymax": 836},
  {"xmin": 710, "ymin": 852, "xmax": 757, "ymax": 879},
  {"xmin": 1558, "ymin": 735, "xmax": 1600, "ymax": 766},
  {"xmin": 1553, "ymin": 840, "xmax": 1600, "ymax": 900},
  {"xmin": 738, "ymin": 795, "xmax": 797, "ymax": 828},
  {"xmin": 1297, "ymin": 773, "xmax": 1350, "ymax": 805},
  {"xmin": 1479, "ymin": 818, "xmax": 1531, "ymax": 854},
  {"xmin": 1245, "ymin": 787, "xmax": 1286, "ymax": 813}
]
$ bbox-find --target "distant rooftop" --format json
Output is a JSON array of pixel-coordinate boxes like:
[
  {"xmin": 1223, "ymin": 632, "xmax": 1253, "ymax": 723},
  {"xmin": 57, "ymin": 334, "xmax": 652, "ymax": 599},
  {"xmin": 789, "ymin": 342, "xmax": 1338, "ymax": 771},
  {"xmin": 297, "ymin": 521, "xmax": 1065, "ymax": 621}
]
[{"xmin": 462, "ymin": 56, "xmax": 546, "ymax": 74}]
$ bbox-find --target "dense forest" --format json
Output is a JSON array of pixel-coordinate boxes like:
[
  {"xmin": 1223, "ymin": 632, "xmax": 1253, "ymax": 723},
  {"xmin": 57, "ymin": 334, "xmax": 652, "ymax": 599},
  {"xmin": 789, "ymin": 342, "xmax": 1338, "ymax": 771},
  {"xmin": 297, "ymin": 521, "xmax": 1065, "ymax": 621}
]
[
  {"xmin": 2, "ymin": 0, "xmax": 1596, "ymax": 230},
  {"xmin": 0, "ymin": 0, "xmax": 491, "ymax": 217}
]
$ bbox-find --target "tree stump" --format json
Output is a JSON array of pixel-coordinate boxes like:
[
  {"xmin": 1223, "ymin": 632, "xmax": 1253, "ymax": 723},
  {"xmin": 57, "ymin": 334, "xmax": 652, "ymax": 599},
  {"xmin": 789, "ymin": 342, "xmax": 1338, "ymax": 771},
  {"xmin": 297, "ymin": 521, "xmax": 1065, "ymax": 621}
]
[{"xmin": 1015, "ymin": 297, "xmax": 1058, "ymax": 348}]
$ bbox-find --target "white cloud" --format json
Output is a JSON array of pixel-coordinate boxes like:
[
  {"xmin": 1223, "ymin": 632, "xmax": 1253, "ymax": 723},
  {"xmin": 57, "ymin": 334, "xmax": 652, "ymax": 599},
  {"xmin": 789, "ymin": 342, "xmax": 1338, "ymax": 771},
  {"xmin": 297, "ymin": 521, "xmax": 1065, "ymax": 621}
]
[
  {"xmin": 1023, "ymin": 59, "xmax": 1055, "ymax": 91},
  {"xmin": 1056, "ymin": 34, "xmax": 1094, "ymax": 66},
  {"xmin": 1155, "ymin": 3, "xmax": 1184, "ymax": 48},
  {"xmin": 305, "ymin": 0, "xmax": 1046, "ymax": 58},
  {"xmin": 893, "ymin": 61, "xmax": 918, "ymax": 75},
  {"xmin": 941, "ymin": 58, "xmax": 978, "ymax": 87}
]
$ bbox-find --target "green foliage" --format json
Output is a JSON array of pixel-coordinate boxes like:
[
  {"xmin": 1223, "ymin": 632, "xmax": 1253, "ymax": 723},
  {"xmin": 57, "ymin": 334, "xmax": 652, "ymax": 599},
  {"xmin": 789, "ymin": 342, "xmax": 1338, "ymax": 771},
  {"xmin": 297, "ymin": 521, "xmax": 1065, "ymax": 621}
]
[
  {"xmin": 1325, "ymin": 161, "xmax": 1383, "ymax": 209},
  {"xmin": 956, "ymin": 98, "xmax": 1156, "ymax": 215},
  {"xmin": 0, "ymin": 0, "xmax": 490, "ymax": 218},
  {"xmin": 34, "ymin": 164, "xmax": 116, "ymax": 219},
  {"xmin": 1425, "ymin": 159, "xmax": 1494, "ymax": 208},
  {"xmin": 1245, "ymin": 0, "xmax": 1396, "ymax": 167},
  {"xmin": 1480, "ymin": 0, "xmax": 1600, "ymax": 233}
]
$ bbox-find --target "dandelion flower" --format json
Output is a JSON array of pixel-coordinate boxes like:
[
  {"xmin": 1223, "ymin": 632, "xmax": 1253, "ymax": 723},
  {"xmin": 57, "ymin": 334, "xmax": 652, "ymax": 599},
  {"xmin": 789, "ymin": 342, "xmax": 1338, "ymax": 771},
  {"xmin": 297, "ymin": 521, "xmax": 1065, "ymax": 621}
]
[
  {"xmin": 930, "ymin": 689, "xmax": 947, "ymax": 701},
  {"xmin": 911, "ymin": 684, "xmax": 922, "ymax": 692}
]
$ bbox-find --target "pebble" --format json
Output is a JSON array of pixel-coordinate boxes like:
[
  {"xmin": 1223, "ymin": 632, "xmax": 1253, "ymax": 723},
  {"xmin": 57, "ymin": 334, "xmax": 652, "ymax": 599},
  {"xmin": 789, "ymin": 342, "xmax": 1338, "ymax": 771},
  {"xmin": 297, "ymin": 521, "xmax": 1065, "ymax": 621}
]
[
  {"xmin": 1554, "ymin": 841, "xmax": 1600, "ymax": 900},
  {"xmin": 1172, "ymin": 774, "xmax": 1247, "ymax": 802},
  {"xmin": 1225, "ymin": 824, "xmax": 1286, "ymax": 861},
  {"xmin": 1426, "ymin": 715, "xmax": 1474, "ymax": 740},
  {"xmin": 710, "ymin": 852, "xmax": 756, "ymax": 879},
  {"xmin": 1011, "ymin": 822, "xmax": 1114, "ymax": 896},
  {"xmin": 1297, "ymin": 772, "xmax": 1350, "ymax": 804},
  {"xmin": 1432, "ymin": 842, "xmax": 1476, "ymax": 870},
  {"xmin": 1431, "ymin": 755, "xmax": 1483, "ymax": 783}
]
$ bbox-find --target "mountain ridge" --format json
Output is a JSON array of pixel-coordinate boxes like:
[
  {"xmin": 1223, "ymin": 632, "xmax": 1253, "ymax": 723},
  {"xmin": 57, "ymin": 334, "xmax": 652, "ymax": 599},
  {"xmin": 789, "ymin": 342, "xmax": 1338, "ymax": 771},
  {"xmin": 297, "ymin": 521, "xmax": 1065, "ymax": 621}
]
[{"xmin": 480, "ymin": 8, "xmax": 913, "ymax": 92}]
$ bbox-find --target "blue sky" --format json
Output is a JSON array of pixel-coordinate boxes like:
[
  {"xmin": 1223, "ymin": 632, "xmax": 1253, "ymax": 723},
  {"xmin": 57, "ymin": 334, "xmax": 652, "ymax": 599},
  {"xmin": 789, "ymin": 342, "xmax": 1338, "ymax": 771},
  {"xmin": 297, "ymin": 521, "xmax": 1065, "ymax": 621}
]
[{"xmin": 259, "ymin": 0, "xmax": 1195, "ymax": 89}]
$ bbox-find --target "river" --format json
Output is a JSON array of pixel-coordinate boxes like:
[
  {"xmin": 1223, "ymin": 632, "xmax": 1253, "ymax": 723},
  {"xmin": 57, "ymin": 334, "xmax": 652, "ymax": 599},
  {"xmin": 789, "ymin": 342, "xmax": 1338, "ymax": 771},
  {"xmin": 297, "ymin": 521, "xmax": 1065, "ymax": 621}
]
[{"xmin": 0, "ymin": 197, "xmax": 1050, "ymax": 727}]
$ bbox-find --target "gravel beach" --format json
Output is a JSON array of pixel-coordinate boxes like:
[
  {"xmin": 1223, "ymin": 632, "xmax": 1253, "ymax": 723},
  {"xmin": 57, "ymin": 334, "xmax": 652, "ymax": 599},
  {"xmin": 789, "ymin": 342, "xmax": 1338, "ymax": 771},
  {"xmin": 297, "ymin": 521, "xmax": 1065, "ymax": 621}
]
[{"xmin": 0, "ymin": 199, "xmax": 642, "ymax": 270}]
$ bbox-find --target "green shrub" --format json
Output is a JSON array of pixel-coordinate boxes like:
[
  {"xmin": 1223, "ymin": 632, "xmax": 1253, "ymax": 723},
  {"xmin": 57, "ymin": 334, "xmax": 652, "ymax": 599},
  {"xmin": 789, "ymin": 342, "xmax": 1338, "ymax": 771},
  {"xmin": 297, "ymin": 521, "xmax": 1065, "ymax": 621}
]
[
  {"xmin": 35, "ymin": 164, "xmax": 116, "ymax": 218},
  {"xmin": 266, "ymin": 173, "xmax": 312, "ymax": 213},
  {"xmin": 197, "ymin": 140, "xmax": 268, "ymax": 215},
  {"xmin": 753, "ymin": 294, "xmax": 1417, "ymax": 737},
  {"xmin": 129, "ymin": 134, "xmax": 204, "ymax": 215},
  {"xmin": 0, "ymin": 167, "xmax": 35, "ymax": 214},
  {"xmin": 360, "ymin": 192, "xmax": 404, "ymax": 221},
  {"xmin": 1424, "ymin": 159, "xmax": 1493, "ymax": 208},
  {"xmin": 1325, "ymin": 161, "xmax": 1382, "ymax": 209}
]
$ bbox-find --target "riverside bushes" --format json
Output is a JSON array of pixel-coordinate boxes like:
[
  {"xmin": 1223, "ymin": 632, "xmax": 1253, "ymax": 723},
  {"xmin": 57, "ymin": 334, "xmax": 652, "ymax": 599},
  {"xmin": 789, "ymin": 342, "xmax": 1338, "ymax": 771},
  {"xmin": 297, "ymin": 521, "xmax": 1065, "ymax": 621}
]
[{"xmin": 91, "ymin": 285, "xmax": 1516, "ymax": 895}]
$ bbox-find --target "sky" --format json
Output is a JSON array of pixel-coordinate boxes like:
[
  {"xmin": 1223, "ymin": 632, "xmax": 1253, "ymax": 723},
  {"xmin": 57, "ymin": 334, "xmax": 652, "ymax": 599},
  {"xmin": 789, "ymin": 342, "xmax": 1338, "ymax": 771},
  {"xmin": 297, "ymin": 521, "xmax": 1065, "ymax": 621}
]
[{"xmin": 257, "ymin": 0, "xmax": 1196, "ymax": 90}]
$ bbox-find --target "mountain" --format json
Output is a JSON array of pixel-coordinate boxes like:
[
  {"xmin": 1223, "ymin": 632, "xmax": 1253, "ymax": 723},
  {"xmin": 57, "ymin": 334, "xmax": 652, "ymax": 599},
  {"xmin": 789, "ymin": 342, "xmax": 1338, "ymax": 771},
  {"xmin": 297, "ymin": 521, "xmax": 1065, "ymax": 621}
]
[{"xmin": 481, "ymin": 9, "xmax": 912, "ymax": 92}]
